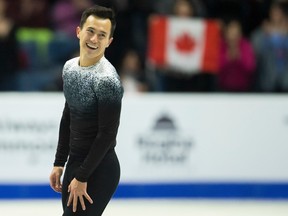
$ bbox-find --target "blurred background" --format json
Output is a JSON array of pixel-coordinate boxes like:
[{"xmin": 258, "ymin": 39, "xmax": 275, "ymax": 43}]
[
  {"xmin": 0, "ymin": 0, "xmax": 288, "ymax": 93},
  {"xmin": 1, "ymin": 0, "xmax": 288, "ymax": 215}
]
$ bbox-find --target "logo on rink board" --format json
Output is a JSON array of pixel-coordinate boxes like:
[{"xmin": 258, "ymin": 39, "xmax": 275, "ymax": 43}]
[
  {"xmin": 138, "ymin": 114, "xmax": 193, "ymax": 164},
  {"xmin": 0, "ymin": 118, "xmax": 57, "ymax": 165}
]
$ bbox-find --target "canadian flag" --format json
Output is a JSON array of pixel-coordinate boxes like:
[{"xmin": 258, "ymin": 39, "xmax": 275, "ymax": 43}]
[{"xmin": 147, "ymin": 16, "xmax": 220, "ymax": 74}]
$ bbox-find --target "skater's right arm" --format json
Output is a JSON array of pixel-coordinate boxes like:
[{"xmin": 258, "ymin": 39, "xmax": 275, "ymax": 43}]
[
  {"xmin": 50, "ymin": 102, "xmax": 70, "ymax": 193},
  {"xmin": 49, "ymin": 166, "xmax": 64, "ymax": 193}
]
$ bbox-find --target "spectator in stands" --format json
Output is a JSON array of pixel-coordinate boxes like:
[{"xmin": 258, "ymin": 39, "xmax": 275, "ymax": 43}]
[
  {"xmin": 150, "ymin": 0, "xmax": 215, "ymax": 92},
  {"xmin": 0, "ymin": 0, "xmax": 20, "ymax": 90},
  {"xmin": 251, "ymin": 0, "xmax": 288, "ymax": 92},
  {"xmin": 153, "ymin": 0, "xmax": 206, "ymax": 16},
  {"xmin": 8, "ymin": 0, "xmax": 51, "ymax": 28},
  {"xmin": 51, "ymin": 0, "xmax": 93, "ymax": 38},
  {"xmin": 50, "ymin": 0, "xmax": 93, "ymax": 65},
  {"xmin": 127, "ymin": 0, "xmax": 154, "ymax": 66},
  {"xmin": 217, "ymin": 18, "xmax": 256, "ymax": 92},
  {"xmin": 119, "ymin": 49, "xmax": 149, "ymax": 93}
]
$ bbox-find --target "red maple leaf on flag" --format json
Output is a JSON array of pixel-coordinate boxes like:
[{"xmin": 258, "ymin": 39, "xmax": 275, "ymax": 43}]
[{"xmin": 175, "ymin": 32, "xmax": 196, "ymax": 54}]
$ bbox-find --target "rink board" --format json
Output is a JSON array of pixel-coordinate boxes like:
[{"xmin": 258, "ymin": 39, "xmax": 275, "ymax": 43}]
[{"xmin": 0, "ymin": 93, "xmax": 288, "ymax": 199}]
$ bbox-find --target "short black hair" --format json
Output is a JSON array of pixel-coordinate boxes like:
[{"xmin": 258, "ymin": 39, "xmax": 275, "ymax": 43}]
[{"xmin": 79, "ymin": 5, "xmax": 116, "ymax": 38}]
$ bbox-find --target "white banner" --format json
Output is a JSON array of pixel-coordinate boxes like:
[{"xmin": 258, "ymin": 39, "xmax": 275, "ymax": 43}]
[
  {"xmin": 117, "ymin": 94, "xmax": 288, "ymax": 183},
  {"xmin": 0, "ymin": 93, "xmax": 64, "ymax": 183},
  {"xmin": 0, "ymin": 93, "xmax": 288, "ymax": 184}
]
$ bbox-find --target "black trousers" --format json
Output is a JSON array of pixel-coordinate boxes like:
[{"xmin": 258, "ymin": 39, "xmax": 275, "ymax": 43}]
[{"xmin": 61, "ymin": 149, "xmax": 120, "ymax": 216}]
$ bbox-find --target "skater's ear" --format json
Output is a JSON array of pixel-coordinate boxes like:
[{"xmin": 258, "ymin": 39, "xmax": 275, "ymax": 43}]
[{"xmin": 76, "ymin": 26, "xmax": 81, "ymax": 39}]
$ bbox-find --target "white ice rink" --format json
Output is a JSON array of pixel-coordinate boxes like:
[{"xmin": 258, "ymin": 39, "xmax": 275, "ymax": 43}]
[{"xmin": 1, "ymin": 199, "xmax": 288, "ymax": 216}]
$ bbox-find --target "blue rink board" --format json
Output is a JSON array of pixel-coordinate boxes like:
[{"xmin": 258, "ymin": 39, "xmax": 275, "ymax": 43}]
[{"xmin": 1, "ymin": 183, "xmax": 288, "ymax": 199}]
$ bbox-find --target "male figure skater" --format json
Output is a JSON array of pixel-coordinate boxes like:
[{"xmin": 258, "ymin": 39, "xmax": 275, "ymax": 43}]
[{"xmin": 49, "ymin": 5, "xmax": 123, "ymax": 216}]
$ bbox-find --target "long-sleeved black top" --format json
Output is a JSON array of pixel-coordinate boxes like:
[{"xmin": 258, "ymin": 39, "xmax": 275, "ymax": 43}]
[{"xmin": 53, "ymin": 56, "xmax": 123, "ymax": 182}]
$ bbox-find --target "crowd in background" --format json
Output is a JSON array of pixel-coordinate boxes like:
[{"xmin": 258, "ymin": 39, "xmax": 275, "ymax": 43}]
[{"xmin": 0, "ymin": 0, "xmax": 288, "ymax": 93}]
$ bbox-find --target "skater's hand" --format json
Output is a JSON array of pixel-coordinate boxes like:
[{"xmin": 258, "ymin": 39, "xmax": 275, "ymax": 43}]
[
  {"xmin": 49, "ymin": 166, "xmax": 64, "ymax": 193},
  {"xmin": 67, "ymin": 178, "xmax": 93, "ymax": 212}
]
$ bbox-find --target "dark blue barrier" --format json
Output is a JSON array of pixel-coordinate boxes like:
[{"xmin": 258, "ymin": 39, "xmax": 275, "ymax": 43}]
[{"xmin": 1, "ymin": 183, "xmax": 288, "ymax": 199}]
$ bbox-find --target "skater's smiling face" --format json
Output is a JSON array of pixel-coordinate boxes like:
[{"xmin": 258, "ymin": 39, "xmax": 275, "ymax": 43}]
[{"xmin": 76, "ymin": 15, "xmax": 113, "ymax": 67}]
